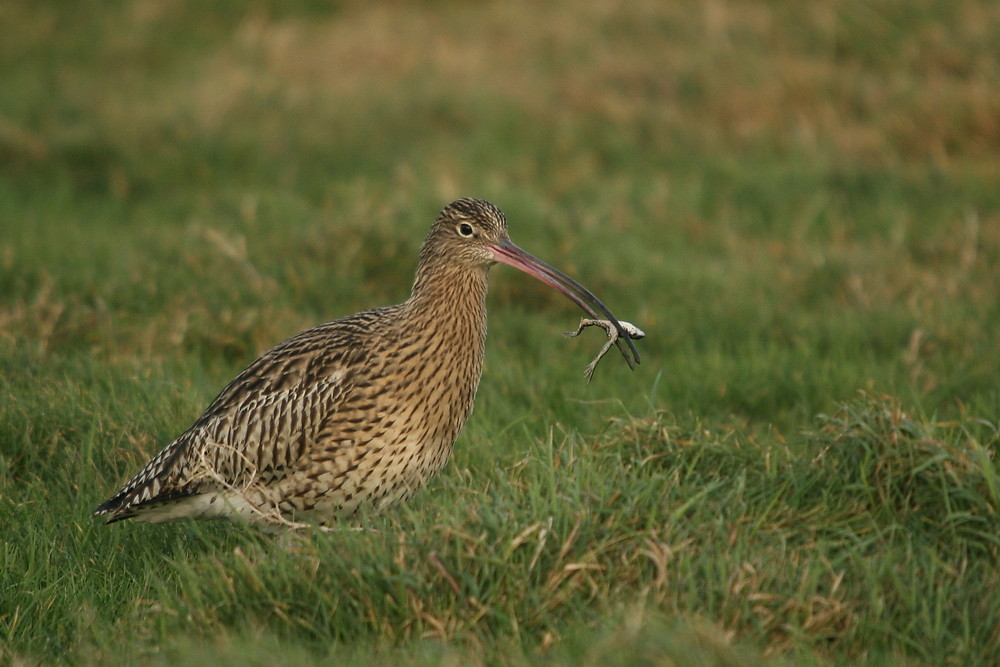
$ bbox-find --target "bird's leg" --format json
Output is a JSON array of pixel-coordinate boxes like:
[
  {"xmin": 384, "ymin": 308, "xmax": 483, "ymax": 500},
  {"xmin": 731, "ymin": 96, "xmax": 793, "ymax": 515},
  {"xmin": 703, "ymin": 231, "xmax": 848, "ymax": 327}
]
[{"xmin": 565, "ymin": 318, "xmax": 646, "ymax": 381}]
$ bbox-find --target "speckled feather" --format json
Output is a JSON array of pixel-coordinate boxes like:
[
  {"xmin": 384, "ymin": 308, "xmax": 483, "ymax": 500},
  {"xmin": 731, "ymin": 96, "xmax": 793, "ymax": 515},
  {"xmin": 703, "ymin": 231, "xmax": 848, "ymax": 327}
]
[{"xmin": 94, "ymin": 199, "xmax": 494, "ymax": 526}]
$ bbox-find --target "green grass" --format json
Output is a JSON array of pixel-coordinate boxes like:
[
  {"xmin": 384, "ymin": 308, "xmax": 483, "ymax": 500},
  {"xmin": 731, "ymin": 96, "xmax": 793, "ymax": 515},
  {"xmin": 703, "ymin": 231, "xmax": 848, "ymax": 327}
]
[{"xmin": 2, "ymin": 0, "xmax": 999, "ymax": 664}]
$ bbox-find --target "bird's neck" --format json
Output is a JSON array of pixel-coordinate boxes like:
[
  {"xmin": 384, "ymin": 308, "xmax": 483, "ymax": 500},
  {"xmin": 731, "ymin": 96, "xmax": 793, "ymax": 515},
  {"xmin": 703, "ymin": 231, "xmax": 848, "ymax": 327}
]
[
  {"xmin": 406, "ymin": 261, "xmax": 490, "ymax": 335},
  {"xmin": 401, "ymin": 262, "xmax": 490, "ymax": 403}
]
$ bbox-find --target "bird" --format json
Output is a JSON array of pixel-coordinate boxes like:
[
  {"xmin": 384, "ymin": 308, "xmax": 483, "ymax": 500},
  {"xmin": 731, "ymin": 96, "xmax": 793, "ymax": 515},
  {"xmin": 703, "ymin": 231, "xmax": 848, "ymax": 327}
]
[{"xmin": 93, "ymin": 198, "xmax": 640, "ymax": 527}]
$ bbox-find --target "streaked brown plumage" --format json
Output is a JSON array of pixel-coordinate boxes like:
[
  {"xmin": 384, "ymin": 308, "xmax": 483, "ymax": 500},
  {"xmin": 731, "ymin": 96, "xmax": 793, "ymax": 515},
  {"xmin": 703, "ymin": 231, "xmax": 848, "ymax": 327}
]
[{"xmin": 93, "ymin": 198, "xmax": 639, "ymax": 527}]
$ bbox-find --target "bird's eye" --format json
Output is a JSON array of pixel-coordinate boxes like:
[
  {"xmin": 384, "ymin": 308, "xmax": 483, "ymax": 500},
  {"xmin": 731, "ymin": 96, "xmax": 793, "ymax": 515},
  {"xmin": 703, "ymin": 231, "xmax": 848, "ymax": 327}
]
[{"xmin": 457, "ymin": 222, "xmax": 475, "ymax": 237}]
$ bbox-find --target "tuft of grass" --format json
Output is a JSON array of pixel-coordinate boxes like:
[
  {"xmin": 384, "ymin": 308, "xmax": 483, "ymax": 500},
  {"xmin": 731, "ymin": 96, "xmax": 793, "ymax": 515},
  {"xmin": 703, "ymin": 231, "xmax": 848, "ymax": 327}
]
[{"xmin": 807, "ymin": 394, "xmax": 1000, "ymax": 550}]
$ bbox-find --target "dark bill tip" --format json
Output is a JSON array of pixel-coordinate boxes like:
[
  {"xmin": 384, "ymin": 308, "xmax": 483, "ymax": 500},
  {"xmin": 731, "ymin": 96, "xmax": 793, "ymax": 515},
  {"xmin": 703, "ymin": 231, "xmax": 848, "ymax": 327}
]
[{"xmin": 491, "ymin": 239, "xmax": 640, "ymax": 370}]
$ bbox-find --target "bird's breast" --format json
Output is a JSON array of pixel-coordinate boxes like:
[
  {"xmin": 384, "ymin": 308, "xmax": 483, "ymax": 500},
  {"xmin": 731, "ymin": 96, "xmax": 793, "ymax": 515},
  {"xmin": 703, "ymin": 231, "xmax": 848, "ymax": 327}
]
[
  {"xmin": 293, "ymin": 315, "xmax": 487, "ymax": 518},
  {"xmin": 378, "ymin": 323, "xmax": 486, "ymax": 481}
]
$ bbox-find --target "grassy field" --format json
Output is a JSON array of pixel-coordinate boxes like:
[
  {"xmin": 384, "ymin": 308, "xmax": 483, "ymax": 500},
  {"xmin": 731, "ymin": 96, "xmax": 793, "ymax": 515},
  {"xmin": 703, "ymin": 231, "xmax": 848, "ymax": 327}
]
[{"xmin": 2, "ymin": 0, "xmax": 999, "ymax": 664}]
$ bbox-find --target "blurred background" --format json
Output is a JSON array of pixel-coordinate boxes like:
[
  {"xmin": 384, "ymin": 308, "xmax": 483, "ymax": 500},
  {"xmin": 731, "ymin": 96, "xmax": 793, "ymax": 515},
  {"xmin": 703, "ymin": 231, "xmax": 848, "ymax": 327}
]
[
  {"xmin": 4, "ymin": 2, "xmax": 998, "ymax": 417},
  {"xmin": 5, "ymin": 2, "xmax": 999, "ymax": 429},
  {"xmin": 2, "ymin": 0, "xmax": 999, "ymax": 443}
]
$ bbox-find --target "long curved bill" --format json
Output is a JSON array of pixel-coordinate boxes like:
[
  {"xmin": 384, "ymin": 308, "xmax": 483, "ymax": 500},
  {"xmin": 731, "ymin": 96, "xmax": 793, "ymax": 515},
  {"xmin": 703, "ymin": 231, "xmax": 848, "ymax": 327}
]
[{"xmin": 491, "ymin": 238, "xmax": 641, "ymax": 370}]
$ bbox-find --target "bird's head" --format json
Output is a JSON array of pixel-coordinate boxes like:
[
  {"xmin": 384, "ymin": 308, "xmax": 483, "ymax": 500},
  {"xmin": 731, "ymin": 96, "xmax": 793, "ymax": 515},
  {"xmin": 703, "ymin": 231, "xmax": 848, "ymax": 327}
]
[
  {"xmin": 422, "ymin": 197, "xmax": 510, "ymax": 270},
  {"xmin": 416, "ymin": 198, "xmax": 641, "ymax": 370}
]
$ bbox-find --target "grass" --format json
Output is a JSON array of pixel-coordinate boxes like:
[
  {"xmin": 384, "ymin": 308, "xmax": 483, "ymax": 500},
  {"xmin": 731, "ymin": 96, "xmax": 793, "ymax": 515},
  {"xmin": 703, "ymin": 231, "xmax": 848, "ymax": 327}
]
[{"xmin": 2, "ymin": 0, "xmax": 999, "ymax": 663}]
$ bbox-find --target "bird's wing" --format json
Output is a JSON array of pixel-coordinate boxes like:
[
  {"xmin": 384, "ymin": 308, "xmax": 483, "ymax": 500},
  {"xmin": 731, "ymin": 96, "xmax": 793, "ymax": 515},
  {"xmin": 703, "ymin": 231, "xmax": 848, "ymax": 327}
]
[{"xmin": 92, "ymin": 315, "xmax": 381, "ymax": 523}]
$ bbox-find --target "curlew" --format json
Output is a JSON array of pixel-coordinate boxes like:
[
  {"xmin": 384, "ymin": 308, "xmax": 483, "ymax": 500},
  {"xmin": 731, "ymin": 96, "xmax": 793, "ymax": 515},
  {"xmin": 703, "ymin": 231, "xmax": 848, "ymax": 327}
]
[{"xmin": 93, "ymin": 198, "xmax": 641, "ymax": 527}]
